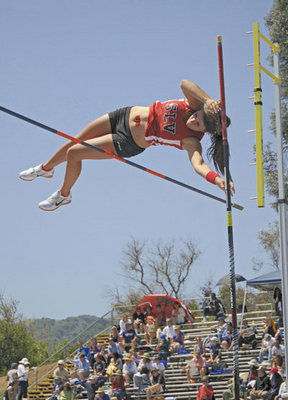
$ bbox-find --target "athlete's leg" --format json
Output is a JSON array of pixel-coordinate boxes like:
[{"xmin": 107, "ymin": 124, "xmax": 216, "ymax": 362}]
[
  {"xmin": 43, "ymin": 114, "xmax": 111, "ymax": 170},
  {"xmin": 59, "ymin": 134, "xmax": 116, "ymax": 197}
]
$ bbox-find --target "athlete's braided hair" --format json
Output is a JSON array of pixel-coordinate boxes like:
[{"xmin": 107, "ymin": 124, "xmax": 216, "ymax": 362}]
[{"xmin": 203, "ymin": 109, "xmax": 231, "ymax": 175}]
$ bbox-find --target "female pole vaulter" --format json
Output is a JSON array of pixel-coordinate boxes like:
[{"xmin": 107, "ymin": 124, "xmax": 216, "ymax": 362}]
[{"xmin": 19, "ymin": 80, "xmax": 235, "ymax": 211}]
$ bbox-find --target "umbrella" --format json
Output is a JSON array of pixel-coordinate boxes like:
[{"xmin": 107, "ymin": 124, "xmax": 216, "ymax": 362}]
[{"xmin": 216, "ymin": 273, "xmax": 246, "ymax": 286}]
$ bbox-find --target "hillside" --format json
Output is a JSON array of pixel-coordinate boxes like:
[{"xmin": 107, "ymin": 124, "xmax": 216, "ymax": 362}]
[{"xmin": 25, "ymin": 314, "xmax": 111, "ymax": 347}]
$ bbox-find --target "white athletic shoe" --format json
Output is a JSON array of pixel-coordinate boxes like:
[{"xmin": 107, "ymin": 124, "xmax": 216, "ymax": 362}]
[
  {"xmin": 19, "ymin": 164, "xmax": 54, "ymax": 181},
  {"xmin": 38, "ymin": 190, "xmax": 71, "ymax": 211}
]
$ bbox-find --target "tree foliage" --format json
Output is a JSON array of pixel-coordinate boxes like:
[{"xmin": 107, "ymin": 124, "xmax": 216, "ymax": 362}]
[
  {"xmin": 119, "ymin": 237, "xmax": 201, "ymax": 300},
  {"xmin": 0, "ymin": 294, "xmax": 49, "ymax": 375}
]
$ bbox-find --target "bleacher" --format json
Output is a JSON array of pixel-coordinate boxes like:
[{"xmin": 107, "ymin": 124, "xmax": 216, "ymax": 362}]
[{"xmin": 27, "ymin": 300, "xmax": 275, "ymax": 400}]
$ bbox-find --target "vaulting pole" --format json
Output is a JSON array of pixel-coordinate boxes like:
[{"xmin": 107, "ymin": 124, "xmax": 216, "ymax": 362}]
[
  {"xmin": 0, "ymin": 104, "xmax": 244, "ymax": 210},
  {"xmin": 217, "ymin": 36, "xmax": 240, "ymax": 400}
]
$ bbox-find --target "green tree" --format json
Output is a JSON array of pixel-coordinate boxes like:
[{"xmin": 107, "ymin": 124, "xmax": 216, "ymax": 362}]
[{"xmin": 0, "ymin": 294, "xmax": 49, "ymax": 375}]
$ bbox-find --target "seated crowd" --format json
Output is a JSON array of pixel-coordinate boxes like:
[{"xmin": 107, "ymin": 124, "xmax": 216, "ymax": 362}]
[{"xmin": 4, "ymin": 287, "xmax": 286, "ymax": 400}]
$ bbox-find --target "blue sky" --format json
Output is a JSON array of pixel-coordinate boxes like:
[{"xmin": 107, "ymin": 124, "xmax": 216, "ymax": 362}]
[{"xmin": 0, "ymin": 0, "xmax": 278, "ymax": 319}]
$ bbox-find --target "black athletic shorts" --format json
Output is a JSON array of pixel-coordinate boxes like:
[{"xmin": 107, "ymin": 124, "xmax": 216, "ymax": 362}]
[{"xmin": 109, "ymin": 106, "xmax": 146, "ymax": 158}]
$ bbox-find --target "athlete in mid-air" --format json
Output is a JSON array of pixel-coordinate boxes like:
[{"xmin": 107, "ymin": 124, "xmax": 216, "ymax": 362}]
[{"xmin": 19, "ymin": 79, "xmax": 234, "ymax": 211}]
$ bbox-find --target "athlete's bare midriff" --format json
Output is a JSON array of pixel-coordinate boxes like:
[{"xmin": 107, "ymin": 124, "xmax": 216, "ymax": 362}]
[{"xmin": 129, "ymin": 106, "xmax": 151, "ymax": 149}]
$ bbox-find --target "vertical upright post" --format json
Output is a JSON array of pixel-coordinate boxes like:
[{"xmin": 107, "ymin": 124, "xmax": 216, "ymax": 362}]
[
  {"xmin": 274, "ymin": 47, "xmax": 288, "ymax": 381},
  {"xmin": 217, "ymin": 36, "xmax": 240, "ymax": 400},
  {"xmin": 253, "ymin": 22, "xmax": 265, "ymax": 207}
]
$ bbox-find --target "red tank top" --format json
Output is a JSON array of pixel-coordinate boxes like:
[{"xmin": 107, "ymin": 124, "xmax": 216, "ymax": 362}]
[{"xmin": 145, "ymin": 99, "xmax": 204, "ymax": 150}]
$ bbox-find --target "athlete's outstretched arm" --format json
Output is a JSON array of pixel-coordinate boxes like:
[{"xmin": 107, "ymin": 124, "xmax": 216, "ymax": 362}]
[
  {"xmin": 180, "ymin": 80, "xmax": 220, "ymax": 113},
  {"xmin": 182, "ymin": 137, "xmax": 235, "ymax": 193}
]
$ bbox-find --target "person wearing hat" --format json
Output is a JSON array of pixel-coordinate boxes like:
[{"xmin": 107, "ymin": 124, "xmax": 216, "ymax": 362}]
[
  {"xmin": 111, "ymin": 370, "xmax": 126, "ymax": 400},
  {"xmin": 133, "ymin": 353, "xmax": 153, "ymax": 389},
  {"xmin": 59, "ymin": 383, "xmax": 74, "ymax": 400},
  {"xmin": 17, "ymin": 359, "xmax": 30, "ymax": 400},
  {"xmin": 207, "ymin": 337, "xmax": 221, "ymax": 366},
  {"xmin": 250, "ymin": 366, "xmax": 271, "ymax": 400},
  {"xmin": 222, "ymin": 377, "xmax": 248, "ymax": 400},
  {"xmin": 122, "ymin": 354, "xmax": 137, "ymax": 385},
  {"xmin": 95, "ymin": 387, "xmax": 110, "ymax": 400},
  {"xmin": 53, "ymin": 360, "xmax": 69, "ymax": 383},
  {"xmin": 197, "ymin": 376, "xmax": 214, "ymax": 400},
  {"xmin": 47, "ymin": 376, "xmax": 64, "ymax": 400},
  {"xmin": 265, "ymin": 367, "xmax": 283, "ymax": 400},
  {"xmin": 144, "ymin": 368, "xmax": 165, "ymax": 400},
  {"xmin": 245, "ymin": 359, "xmax": 259, "ymax": 389}
]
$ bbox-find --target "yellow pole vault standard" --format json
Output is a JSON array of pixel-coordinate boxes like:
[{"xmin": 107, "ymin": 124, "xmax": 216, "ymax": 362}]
[
  {"xmin": 253, "ymin": 22, "xmax": 264, "ymax": 207},
  {"xmin": 252, "ymin": 23, "xmax": 280, "ymax": 208}
]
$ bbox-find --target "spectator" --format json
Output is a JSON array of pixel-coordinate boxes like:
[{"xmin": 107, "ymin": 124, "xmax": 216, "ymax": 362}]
[
  {"xmin": 265, "ymin": 367, "xmax": 283, "ymax": 400},
  {"xmin": 246, "ymin": 359, "xmax": 259, "ymax": 388},
  {"xmin": 143, "ymin": 306, "xmax": 153, "ymax": 323},
  {"xmin": 239, "ymin": 319, "xmax": 257, "ymax": 349},
  {"xmin": 132, "ymin": 307, "xmax": 145, "ymax": 334},
  {"xmin": 122, "ymin": 354, "xmax": 137, "ymax": 386},
  {"xmin": 197, "ymin": 376, "xmax": 214, "ymax": 400},
  {"xmin": 259, "ymin": 334, "xmax": 275, "ymax": 363},
  {"xmin": 120, "ymin": 322, "xmax": 137, "ymax": 352},
  {"xmin": 162, "ymin": 318, "xmax": 176, "ymax": 342},
  {"xmin": 76, "ymin": 341, "xmax": 90, "ymax": 360},
  {"xmin": 202, "ymin": 293, "xmax": 225, "ymax": 322},
  {"xmin": 145, "ymin": 316, "xmax": 157, "ymax": 345},
  {"xmin": 144, "ymin": 368, "xmax": 165, "ymax": 400},
  {"xmin": 154, "ymin": 304, "xmax": 165, "ymax": 328},
  {"xmin": 193, "ymin": 351, "xmax": 207, "ymax": 380},
  {"xmin": 69, "ymin": 354, "xmax": 90, "ymax": 380},
  {"xmin": 170, "ymin": 325, "xmax": 185, "ymax": 353},
  {"xmin": 221, "ymin": 323, "xmax": 233, "ymax": 351},
  {"xmin": 171, "ymin": 302, "xmax": 186, "ymax": 325},
  {"xmin": 133, "ymin": 353, "xmax": 153, "ymax": 389},
  {"xmin": 95, "ymin": 388, "xmax": 110, "ymax": 400},
  {"xmin": 194, "ymin": 336, "xmax": 205, "ymax": 356},
  {"xmin": 156, "ymin": 334, "xmax": 170, "ymax": 361},
  {"xmin": 53, "ymin": 360, "xmax": 69, "ymax": 383},
  {"xmin": 129, "ymin": 350, "xmax": 141, "ymax": 366},
  {"xmin": 93, "ymin": 353, "xmax": 106, "ymax": 375},
  {"xmin": 106, "ymin": 353, "xmax": 122, "ymax": 381},
  {"xmin": 273, "ymin": 288, "xmax": 283, "ymax": 328},
  {"xmin": 222, "ymin": 377, "xmax": 247, "ymax": 400},
  {"xmin": 89, "ymin": 338, "xmax": 101, "ymax": 368},
  {"xmin": 17, "ymin": 358, "xmax": 30, "ymax": 400},
  {"xmin": 4, "ymin": 379, "xmax": 18, "ymax": 400},
  {"xmin": 263, "ymin": 317, "xmax": 280, "ymax": 339},
  {"xmin": 119, "ymin": 313, "xmax": 131, "ymax": 335},
  {"xmin": 79, "ymin": 375, "xmax": 99, "ymax": 400},
  {"xmin": 59, "ymin": 383, "xmax": 74, "ymax": 400},
  {"xmin": 271, "ymin": 339, "xmax": 285, "ymax": 359},
  {"xmin": 108, "ymin": 338, "xmax": 123, "ymax": 358},
  {"xmin": 47, "ymin": 376, "xmax": 64, "ymax": 400},
  {"xmin": 110, "ymin": 326, "xmax": 120, "ymax": 343},
  {"xmin": 273, "ymin": 356, "xmax": 285, "ymax": 378},
  {"xmin": 151, "ymin": 357, "xmax": 165, "ymax": 376},
  {"xmin": 207, "ymin": 336, "xmax": 221, "ymax": 365},
  {"xmin": 181, "ymin": 352, "xmax": 206, "ymax": 384},
  {"xmin": 211, "ymin": 317, "xmax": 227, "ymax": 341},
  {"xmin": 7, "ymin": 363, "xmax": 18, "ymax": 387},
  {"xmin": 250, "ymin": 366, "xmax": 271, "ymax": 400},
  {"xmin": 277, "ymin": 376, "xmax": 288, "ymax": 399},
  {"xmin": 111, "ymin": 370, "xmax": 126, "ymax": 400}
]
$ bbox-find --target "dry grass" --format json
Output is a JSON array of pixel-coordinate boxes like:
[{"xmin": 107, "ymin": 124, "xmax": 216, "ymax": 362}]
[{"xmin": 0, "ymin": 362, "xmax": 57, "ymax": 396}]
